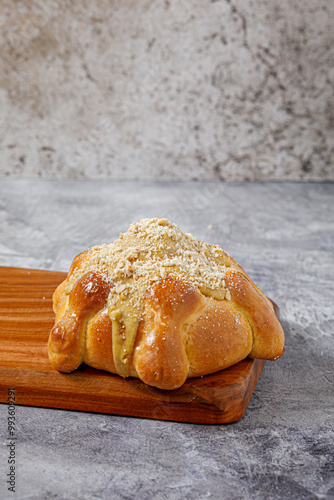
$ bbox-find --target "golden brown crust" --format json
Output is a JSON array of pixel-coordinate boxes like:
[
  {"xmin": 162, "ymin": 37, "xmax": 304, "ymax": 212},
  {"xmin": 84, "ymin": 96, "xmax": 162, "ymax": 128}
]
[
  {"xmin": 224, "ymin": 268, "xmax": 285, "ymax": 360},
  {"xmin": 133, "ymin": 277, "xmax": 206, "ymax": 390},
  {"xmin": 84, "ymin": 307, "xmax": 116, "ymax": 373},
  {"xmin": 48, "ymin": 271, "xmax": 112, "ymax": 372},
  {"xmin": 186, "ymin": 298, "xmax": 253, "ymax": 377},
  {"xmin": 48, "ymin": 219, "xmax": 285, "ymax": 389}
]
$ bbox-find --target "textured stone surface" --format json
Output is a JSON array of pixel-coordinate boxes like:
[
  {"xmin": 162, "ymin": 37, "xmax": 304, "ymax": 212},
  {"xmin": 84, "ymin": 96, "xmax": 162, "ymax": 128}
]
[
  {"xmin": 0, "ymin": 179, "xmax": 333, "ymax": 499},
  {"xmin": 0, "ymin": 1, "xmax": 334, "ymax": 181}
]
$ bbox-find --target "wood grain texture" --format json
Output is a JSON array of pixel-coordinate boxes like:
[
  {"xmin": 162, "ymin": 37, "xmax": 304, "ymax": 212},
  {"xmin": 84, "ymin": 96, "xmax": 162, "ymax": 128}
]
[{"xmin": 0, "ymin": 266, "xmax": 273, "ymax": 424}]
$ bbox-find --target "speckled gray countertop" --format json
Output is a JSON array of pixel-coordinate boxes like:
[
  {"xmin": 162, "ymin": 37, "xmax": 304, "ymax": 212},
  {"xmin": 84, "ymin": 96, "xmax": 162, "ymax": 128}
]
[{"xmin": 0, "ymin": 179, "xmax": 333, "ymax": 500}]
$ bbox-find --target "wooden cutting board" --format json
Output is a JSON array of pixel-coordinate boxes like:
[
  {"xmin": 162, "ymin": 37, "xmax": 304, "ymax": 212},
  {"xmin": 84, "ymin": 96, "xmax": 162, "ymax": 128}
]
[{"xmin": 0, "ymin": 266, "xmax": 278, "ymax": 424}]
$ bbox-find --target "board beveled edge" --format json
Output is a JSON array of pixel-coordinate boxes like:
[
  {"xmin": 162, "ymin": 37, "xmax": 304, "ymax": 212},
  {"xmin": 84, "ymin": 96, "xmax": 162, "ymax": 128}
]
[{"xmin": 0, "ymin": 358, "xmax": 266, "ymax": 424}]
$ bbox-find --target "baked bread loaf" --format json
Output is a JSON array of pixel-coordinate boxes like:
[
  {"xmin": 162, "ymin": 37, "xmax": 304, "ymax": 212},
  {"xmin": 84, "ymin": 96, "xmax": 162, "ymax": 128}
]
[{"xmin": 48, "ymin": 218, "xmax": 284, "ymax": 389}]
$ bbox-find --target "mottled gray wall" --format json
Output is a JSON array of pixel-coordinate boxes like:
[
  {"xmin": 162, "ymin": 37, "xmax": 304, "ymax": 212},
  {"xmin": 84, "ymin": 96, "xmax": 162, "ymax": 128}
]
[{"xmin": 0, "ymin": 0, "xmax": 333, "ymax": 180}]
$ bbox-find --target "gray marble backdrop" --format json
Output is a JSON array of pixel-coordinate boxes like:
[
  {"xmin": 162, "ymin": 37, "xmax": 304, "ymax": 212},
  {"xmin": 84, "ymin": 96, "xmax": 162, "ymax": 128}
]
[{"xmin": 0, "ymin": 0, "xmax": 333, "ymax": 181}]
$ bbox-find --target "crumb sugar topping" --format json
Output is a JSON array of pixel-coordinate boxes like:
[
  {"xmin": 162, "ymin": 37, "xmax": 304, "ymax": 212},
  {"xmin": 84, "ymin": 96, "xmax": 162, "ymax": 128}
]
[
  {"xmin": 67, "ymin": 218, "xmax": 231, "ymax": 310},
  {"xmin": 69, "ymin": 218, "xmax": 231, "ymax": 308}
]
